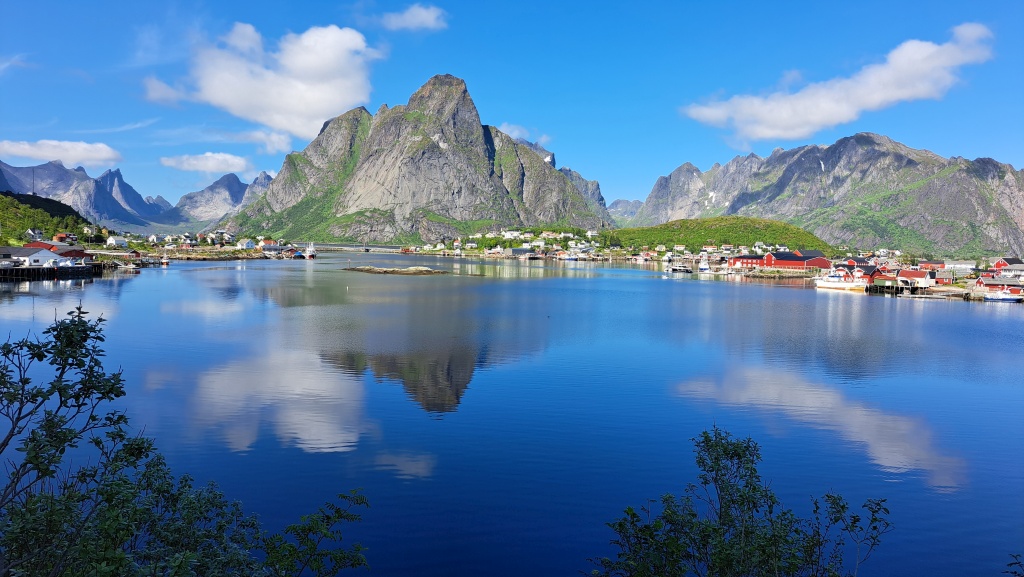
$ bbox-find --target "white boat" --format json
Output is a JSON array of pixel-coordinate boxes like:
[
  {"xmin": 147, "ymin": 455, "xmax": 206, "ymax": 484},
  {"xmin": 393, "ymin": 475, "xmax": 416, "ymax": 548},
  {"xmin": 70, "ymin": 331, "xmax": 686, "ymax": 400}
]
[
  {"xmin": 697, "ymin": 256, "xmax": 711, "ymax": 273},
  {"xmin": 668, "ymin": 263, "xmax": 693, "ymax": 273},
  {"xmin": 161, "ymin": 255, "xmax": 170, "ymax": 266},
  {"xmin": 814, "ymin": 272, "xmax": 867, "ymax": 292},
  {"xmin": 983, "ymin": 288, "xmax": 1023, "ymax": 303},
  {"xmin": 306, "ymin": 243, "xmax": 317, "ymax": 259}
]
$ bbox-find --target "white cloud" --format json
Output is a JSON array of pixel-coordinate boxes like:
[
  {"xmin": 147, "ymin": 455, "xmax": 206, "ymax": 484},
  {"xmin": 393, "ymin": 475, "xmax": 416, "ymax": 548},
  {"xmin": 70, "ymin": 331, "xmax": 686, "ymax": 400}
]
[
  {"xmin": 498, "ymin": 123, "xmax": 552, "ymax": 148},
  {"xmin": 0, "ymin": 139, "xmax": 122, "ymax": 166},
  {"xmin": 148, "ymin": 22, "xmax": 381, "ymax": 140},
  {"xmin": 160, "ymin": 152, "xmax": 252, "ymax": 173},
  {"xmin": 0, "ymin": 54, "xmax": 28, "ymax": 75},
  {"xmin": 498, "ymin": 122, "xmax": 530, "ymax": 140},
  {"xmin": 684, "ymin": 23, "xmax": 994, "ymax": 141},
  {"xmin": 238, "ymin": 129, "xmax": 292, "ymax": 154},
  {"xmin": 75, "ymin": 118, "xmax": 160, "ymax": 134},
  {"xmin": 143, "ymin": 76, "xmax": 185, "ymax": 104},
  {"xmin": 381, "ymin": 4, "xmax": 448, "ymax": 31}
]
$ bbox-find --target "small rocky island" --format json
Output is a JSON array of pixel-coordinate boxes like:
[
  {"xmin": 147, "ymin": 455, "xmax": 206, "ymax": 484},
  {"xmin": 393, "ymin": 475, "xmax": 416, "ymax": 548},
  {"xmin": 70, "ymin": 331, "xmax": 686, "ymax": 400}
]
[{"xmin": 343, "ymin": 265, "xmax": 449, "ymax": 275}]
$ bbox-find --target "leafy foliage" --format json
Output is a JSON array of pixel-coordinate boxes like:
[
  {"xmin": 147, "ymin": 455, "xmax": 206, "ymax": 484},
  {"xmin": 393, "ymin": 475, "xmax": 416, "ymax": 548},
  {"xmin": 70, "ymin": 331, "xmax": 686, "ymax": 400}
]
[
  {"xmin": 0, "ymin": 308, "xmax": 367, "ymax": 576},
  {"xmin": 591, "ymin": 426, "xmax": 891, "ymax": 577},
  {"xmin": 605, "ymin": 216, "xmax": 833, "ymax": 254},
  {"xmin": 0, "ymin": 192, "xmax": 91, "ymax": 245}
]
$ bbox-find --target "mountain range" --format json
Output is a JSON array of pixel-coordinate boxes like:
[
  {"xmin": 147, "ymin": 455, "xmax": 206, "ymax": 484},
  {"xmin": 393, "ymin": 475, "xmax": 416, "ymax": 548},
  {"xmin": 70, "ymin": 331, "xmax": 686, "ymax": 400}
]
[
  {"xmin": 227, "ymin": 74, "xmax": 614, "ymax": 243},
  {"xmin": 2, "ymin": 74, "xmax": 1022, "ymax": 257},
  {"xmin": 0, "ymin": 159, "xmax": 270, "ymax": 234},
  {"xmin": 625, "ymin": 133, "xmax": 1024, "ymax": 257}
]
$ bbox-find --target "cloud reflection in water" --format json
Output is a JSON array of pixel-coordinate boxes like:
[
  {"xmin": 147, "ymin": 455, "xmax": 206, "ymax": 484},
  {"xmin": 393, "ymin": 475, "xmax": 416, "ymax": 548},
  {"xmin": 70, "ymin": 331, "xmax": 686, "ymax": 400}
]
[
  {"xmin": 374, "ymin": 452, "xmax": 438, "ymax": 479},
  {"xmin": 676, "ymin": 367, "xmax": 964, "ymax": 491},
  {"xmin": 194, "ymin": 349, "xmax": 364, "ymax": 453}
]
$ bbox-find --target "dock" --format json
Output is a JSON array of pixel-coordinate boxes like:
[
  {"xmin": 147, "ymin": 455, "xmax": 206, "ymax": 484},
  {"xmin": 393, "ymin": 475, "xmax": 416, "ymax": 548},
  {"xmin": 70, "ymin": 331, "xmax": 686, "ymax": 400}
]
[{"xmin": 0, "ymin": 264, "xmax": 98, "ymax": 282}]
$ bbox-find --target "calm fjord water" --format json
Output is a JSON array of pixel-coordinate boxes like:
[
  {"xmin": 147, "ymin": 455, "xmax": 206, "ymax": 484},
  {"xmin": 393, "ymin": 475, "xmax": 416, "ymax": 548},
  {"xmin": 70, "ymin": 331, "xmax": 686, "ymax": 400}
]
[{"xmin": 2, "ymin": 254, "xmax": 1022, "ymax": 576}]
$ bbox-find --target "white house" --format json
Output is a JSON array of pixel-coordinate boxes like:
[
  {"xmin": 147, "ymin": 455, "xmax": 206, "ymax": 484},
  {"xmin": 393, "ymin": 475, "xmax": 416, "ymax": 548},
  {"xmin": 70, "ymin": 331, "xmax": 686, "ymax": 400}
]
[
  {"xmin": 106, "ymin": 236, "xmax": 129, "ymax": 248},
  {"xmin": 5, "ymin": 247, "xmax": 56, "ymax": 266},
  {"xmin": 236, "ymin": 239, "xmax": 256, "ymax": 250}
]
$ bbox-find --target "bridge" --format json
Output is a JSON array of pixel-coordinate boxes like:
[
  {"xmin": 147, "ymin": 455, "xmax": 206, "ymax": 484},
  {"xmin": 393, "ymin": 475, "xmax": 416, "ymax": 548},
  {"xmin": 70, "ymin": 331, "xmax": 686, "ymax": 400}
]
[{"xmin": 299, "ymin": 243, "xmax": 403, "ymax": 253}]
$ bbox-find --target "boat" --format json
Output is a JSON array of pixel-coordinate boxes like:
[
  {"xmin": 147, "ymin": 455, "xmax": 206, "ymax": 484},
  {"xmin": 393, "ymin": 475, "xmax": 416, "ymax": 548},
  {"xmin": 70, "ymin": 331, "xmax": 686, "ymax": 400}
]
[
  {"xmin": 814, "ymin": 271, "xmax": 867, "ymax": 292},
  {"xmin": 161, "ymin": 255, "xmax": 170, "ymax": 266},
  {"xmin": 983, "ymin": 288, "xmax": 1023, "ymax": 303},
  {"xmin": 668, "ymin": 263, "xmax": 693, "ymax": 273},
  {"xmin": 697, "ymin": 256, "xmax": 711, "ymax": 273},
  {"xmin": 306, "ymin": 243, "xmax": 317, "ymax": 259}
]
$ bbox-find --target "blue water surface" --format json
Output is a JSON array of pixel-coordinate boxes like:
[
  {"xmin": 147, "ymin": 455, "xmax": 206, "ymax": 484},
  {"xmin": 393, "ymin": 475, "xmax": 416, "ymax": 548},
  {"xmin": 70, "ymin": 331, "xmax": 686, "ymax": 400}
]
[{"xmin": 1, "ymin": 253, "xmax": 1021, "ymax": 576}]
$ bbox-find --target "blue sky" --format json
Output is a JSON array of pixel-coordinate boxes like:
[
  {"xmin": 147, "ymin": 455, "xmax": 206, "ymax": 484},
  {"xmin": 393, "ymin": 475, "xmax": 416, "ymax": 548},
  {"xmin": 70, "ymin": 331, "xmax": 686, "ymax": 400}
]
[{"xmin": 2, "ymin": 1, "xmax": 1021, "ymax": 204}]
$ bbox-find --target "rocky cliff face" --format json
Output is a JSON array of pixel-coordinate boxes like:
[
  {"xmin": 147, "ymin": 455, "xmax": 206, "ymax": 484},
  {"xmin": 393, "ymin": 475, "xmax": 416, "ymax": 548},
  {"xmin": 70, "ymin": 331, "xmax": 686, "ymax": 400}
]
[
  {"xmin": 630, "ymin": 133, "xmax": 1024, "ymax": 257},
  {"xmin": 558, "ymin": 166, "xmax": 613, "ymax": 223},
  {"xmin": 239, "ymin": 171, "xmax": 273, "ymax": 209},
  {"xmin": 232, "ymin": 74, "xmax": 614, "ymax": 242},
  {"xmin": 178, "ymin": 174, "xmax": 246, "ymax": 222},
  {"xmin": 607, "ymin": 199, "xmax": 644, "ymax": 223}
]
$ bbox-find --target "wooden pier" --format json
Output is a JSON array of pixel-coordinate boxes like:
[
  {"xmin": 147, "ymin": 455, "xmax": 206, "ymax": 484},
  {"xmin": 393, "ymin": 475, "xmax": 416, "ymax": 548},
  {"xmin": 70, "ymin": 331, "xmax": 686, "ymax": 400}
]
[{"xmin": 0, "ymin": 264, "xmax": 99, "ymax": 282}]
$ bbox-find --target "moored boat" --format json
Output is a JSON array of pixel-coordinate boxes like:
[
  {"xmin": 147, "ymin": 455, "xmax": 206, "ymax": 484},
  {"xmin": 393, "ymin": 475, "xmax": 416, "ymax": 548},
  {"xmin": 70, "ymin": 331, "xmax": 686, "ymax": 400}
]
[
  {"xmin": 983, "ymin": 288, "xmax": 1023, "ymax": 303},
  {"xmin": 814, "ymin": 272, "xmax": 867, "ymax": 292}
]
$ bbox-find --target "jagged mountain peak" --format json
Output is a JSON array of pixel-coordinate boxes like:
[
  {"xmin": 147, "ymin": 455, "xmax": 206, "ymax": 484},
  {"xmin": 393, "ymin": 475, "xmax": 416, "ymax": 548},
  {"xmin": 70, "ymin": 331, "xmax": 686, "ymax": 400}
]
[
  {"xmin": 516, "ymin": 139, "xmax": 555, "ymax": 167},
  {"xmin": 403, "ymin": 74, "xmax": 484, "ymax": 151},
  {"xmin": 230, "ymin": 73, "xmax": 613, "ymax": 242},
  {"xmin": 320, "ymin": 106, "xmax": 370, "ymax": 137}
]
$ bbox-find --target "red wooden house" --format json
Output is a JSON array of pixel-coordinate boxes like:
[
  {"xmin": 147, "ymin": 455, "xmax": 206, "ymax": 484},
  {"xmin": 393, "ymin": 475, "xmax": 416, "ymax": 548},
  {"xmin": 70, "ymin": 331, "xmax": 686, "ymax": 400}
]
[{"xmin": 761, "ymin": 251, "xmax": 831, "ymax": 270}]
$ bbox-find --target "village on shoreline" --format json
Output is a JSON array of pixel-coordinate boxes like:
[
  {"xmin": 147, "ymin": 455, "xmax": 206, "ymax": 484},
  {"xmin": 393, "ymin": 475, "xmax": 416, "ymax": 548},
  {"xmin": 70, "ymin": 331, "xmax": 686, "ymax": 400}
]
[{"xmin": 2, "ymin": 226, "xmax": 1023, "ymax": 303}]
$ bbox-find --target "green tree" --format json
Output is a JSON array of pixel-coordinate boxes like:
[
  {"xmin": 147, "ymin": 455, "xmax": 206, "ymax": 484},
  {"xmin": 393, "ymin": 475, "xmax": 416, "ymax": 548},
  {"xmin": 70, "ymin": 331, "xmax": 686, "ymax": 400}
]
[
  {"xmin": 591, "ymin": 426, "xmax": 891, "ymax": 577},
  {"xmin": 0, "ymin": 308, "xmax": 367, "ymax": 576}
]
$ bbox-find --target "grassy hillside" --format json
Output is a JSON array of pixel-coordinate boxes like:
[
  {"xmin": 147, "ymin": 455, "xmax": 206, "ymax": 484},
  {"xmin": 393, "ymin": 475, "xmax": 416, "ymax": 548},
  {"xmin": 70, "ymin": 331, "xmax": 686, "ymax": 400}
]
[
  {"xmin": 604, "ymin": 216, "xmax": 833, "ymax": 253},
  {"xmin": 0, "ymin": 191, "xmax": 92, "ymax": 245}
]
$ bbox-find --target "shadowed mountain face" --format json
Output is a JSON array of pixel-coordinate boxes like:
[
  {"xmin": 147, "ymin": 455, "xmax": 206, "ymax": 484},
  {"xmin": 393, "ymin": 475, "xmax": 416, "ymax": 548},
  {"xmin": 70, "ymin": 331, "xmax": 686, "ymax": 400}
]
[
  {"xmin": 627, "ymin": 133, "xmax": 1024, "ymax": 257},
  {"xmin": 229, "ymin": 74, "xmax": 615, "ymax": 243}
]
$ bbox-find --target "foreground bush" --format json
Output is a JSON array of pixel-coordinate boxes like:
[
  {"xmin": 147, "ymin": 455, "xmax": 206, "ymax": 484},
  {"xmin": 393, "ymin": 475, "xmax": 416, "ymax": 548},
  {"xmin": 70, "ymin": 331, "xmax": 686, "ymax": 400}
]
[
  {"xmin": 0, "ymin": 308, "xmax": 366, "ymax": 576},
  {"xmin": 591, "ymin": 426, "xmax": 892, "ymax": 577}
]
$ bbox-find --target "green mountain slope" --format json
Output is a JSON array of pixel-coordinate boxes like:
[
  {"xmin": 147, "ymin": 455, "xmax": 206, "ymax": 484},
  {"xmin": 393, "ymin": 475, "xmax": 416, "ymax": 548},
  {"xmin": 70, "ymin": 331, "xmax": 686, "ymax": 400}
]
[
  {"xmin": 1, "ymin": 191, "xmax": 91, "ymax": 244},
  {"xmin": 606, "ymin": 216, "xmax": 832, "ymax": 253}
]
